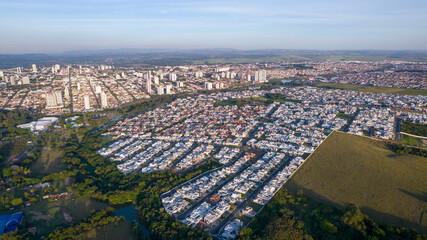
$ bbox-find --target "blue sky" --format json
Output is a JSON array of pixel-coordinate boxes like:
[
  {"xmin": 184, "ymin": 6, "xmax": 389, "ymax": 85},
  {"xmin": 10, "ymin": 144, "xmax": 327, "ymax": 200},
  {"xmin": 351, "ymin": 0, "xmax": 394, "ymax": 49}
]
[{"xmin": 0, "ymin": 0, "xmax": 426, "ymax": 53}]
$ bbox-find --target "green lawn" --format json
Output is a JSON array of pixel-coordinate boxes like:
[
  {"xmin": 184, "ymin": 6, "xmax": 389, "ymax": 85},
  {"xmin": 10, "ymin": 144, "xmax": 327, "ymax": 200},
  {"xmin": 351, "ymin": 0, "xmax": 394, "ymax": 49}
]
[
  {"xmin": 315, "ymin": 83, "xmax": 427, "ymax": 96},
  {"xmin": 285, "ymin": 131, "xmax": 427, "ymax": 233}
]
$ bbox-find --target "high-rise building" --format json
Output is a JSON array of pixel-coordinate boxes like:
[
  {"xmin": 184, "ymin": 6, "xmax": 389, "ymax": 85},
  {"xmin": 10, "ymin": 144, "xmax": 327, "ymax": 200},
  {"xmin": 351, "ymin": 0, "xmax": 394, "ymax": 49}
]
[
  {"xmin": 95, "ymin": 85, "xmax": 102, "ymax": 94},
  {"xmin": 176, "ymin": 81, "xmax": 184, "ymax": 88},
  {"xmin": 261, "ymin": 70, "xmax": 267, "ymax": 82},
  {"xmin": 64, "ymin": 87, "xmax": 69, "ymax": 99},
  {"xmin": 16, "ymin": 67, "xmax": 22, "ymax": 74},
  {"xmin": 214, "ymin": 83, "xmax": 224, "ymax": 89},
  {"xmin": 55, "ymin": 92, "xmax": 63, "ymax": 106},
  {"xmin": 22, "ymin": 77, "xmax": 30, "ymax": 84},
  {"xmin": 148, "ymin": 71, "xmax": 152, "ymax": 81},
  {"xmin": 0, "ymin": 71, "xmax": 4, "ymax": 77},
  {"xmin": 195, "ymin": 72, "xmax": 203, "ymax": 78},
  {"xmin": 153, "ymin": 76, "xmax": 160, "ymax": 85},
  {"xmin": 54, "ymin": 64, "xmax": 60, "ymax": 72},
  {"xmin": 46, "ymin": 93, "xmax": 57, "ymax": 108},
  {"xmin": 157, "ymin": 86, "xmax": 164, "ymax": 95},
  {"xmin": 165, "ymin": 85, "xmax": 172, "ymax": 94},
  {"xmin": 204, "ymin": 82, "xmax": 213, "ymax": 90},
  {"xmin": 100, "ymin": 92, "xmax": 108, "ymax": 108},
  {"xmin": 45, "ymin": 92, "xmax": 64, "ymax": 108},
  {"xmin": 32, "ymin": 64, "xmax": 37, "ymax": 73},
  {"xmin": 77, "ymin": 82, "xmax": 81, "ymax": 91},
  {"xmin": 145, "ymin": 80, "xmax": 152, "ymax": 94},
  {"xmin": 168, "ymin": 73, "xmax": 177, "ymax": 81},
  {"xmin": 84, "ymin": 95, "xmax": 91, "ymax": 110},
  {"xmin": 10, "ymin": 76, "xmax": 15, "ymax": 85}
]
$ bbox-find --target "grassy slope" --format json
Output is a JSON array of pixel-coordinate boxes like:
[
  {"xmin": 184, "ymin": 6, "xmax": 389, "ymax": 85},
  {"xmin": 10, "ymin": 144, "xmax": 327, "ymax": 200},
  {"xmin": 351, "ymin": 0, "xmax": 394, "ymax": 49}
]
[
  {"xmin": 285, "ymin": 131, "xmax": 427, "ymax": 233},
  {"xmin": 315, "ymin": 82, "xmax": 427, "ymax": 96}
]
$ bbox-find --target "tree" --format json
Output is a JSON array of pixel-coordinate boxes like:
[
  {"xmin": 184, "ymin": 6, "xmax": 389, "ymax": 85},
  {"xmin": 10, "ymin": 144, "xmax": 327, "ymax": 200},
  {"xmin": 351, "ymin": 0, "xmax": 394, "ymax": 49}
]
[
  {"xmin": 341, "ymin": 204, "xmax": 366, "ymax": 231},
  {"xmin": 11, "ymin": 198, "xmax": 23, "ymax": 206},
  {"xmin": 238, "ymin": 227, "xmax": 253, "ymax": 240},
  {"xmin": 320, "ymin": 220, "xmax": 337, "ymax": 234},
  {"xmin": 3, "ymin": 167, "xmax": 13, "ymax": 177}
]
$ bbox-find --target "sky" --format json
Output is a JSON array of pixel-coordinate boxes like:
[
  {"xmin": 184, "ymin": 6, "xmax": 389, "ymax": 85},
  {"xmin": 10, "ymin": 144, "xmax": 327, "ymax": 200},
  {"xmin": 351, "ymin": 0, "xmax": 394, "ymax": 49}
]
[{"xmin": 0, "ymin": 0, "xmax": 426, "ymax": 54}]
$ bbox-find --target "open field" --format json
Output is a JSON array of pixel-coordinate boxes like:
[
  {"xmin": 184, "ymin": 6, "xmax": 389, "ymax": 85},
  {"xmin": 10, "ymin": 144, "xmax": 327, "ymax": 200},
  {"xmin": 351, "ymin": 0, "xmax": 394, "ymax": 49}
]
[
  {"xmin": 285, "ymin": 131, "xmax": 427, "ymax": 233},
  {"xmin": 75, "ymin": 219, "xmax": 138, "ymax": 240},
  {"xmin": 23, "ymin": 198, "xmax": 108, "ymax": 236},
  {"xmin": 315, "ymin": 82, "xmax": 427, "ymax": 96},
  {"xmin": 30, "ymin": 147, "xmax": 65, "ymax": 174}
]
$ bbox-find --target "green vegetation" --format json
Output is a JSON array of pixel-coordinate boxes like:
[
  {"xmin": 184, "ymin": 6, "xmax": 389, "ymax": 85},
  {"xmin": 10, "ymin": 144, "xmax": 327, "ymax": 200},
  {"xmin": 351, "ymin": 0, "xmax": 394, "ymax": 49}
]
[
  {"xmin": 285, "ymin": 131, "xmax": 427, "ymax": 233},
  {"xmin": 263, "ymin": 93, "xmax": 302, "ymax": 103},
  {"xmin": 30, "ymin": 147, "xmax": 65, "ymax": 174},
  {"xmin": 239, "ymin": 189, "xmax": 426, "ymax": 240},
  {"xmin": 401, "ymin": 134, "xmax": 425, "ymax": 148},
  {"xmin": 0, "ymin": 138, "xmax": 31, "ymax": 164},
  {"xmin": 215, "ymin": 93, "xmax": 301, "ymax": 106},
  {"xmin": 0, "ymin": 109, "xmax": 42, "ymax": 140},
  {"xmin": 48, "ymin": 208, "xmax": 122, "ymax": 240},
  {"xmin": 315, "ymin": 82, "xmax": 427, "ymax": 96},
  {"xmin": 74, "ymin": 220, "xmax": 141, "ymax": 240},
  {"xmin": 335, "ymin": 112, "xmax": 352, "ymax": 120},
  {"xmin": 388, "ymin": 144, "xmax": 427, "ymax": 158},
  {"xmin": 401, "ymin": 121, "xmax": 427, "ymax": 137},
  {"xmin": 22, "ymin": 198, "xmax": 109, "ymax": 236}
]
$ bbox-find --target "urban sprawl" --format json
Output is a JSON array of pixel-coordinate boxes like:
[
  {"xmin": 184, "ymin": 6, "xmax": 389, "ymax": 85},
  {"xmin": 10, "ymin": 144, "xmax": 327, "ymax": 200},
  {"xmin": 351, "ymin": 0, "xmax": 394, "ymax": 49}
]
[{"xmin": 1, "ymin": 61, "xmax": 426, "ymax": 239}]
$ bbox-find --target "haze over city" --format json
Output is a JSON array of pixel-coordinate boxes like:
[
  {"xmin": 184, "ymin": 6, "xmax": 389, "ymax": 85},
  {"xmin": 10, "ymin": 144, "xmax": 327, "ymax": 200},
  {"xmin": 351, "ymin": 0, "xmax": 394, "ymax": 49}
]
[{"xmin": 1, "ymin": 0, "xmax": 427, "ymax": 53}]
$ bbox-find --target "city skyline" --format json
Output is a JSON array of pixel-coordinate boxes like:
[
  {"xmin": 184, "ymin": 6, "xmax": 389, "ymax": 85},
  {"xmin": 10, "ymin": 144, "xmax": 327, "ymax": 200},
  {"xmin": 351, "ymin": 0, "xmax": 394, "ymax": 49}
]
[{"xmin": 1, "ymin": 0, "xmax": 427, "ymax": 54}]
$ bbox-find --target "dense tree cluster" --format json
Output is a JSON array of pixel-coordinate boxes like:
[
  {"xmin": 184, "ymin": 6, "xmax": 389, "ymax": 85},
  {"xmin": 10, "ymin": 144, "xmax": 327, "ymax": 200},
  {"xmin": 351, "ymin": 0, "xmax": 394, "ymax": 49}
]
[{"xmin": 0, "ymin": 109, "xmax": 42, "ymax": 139}]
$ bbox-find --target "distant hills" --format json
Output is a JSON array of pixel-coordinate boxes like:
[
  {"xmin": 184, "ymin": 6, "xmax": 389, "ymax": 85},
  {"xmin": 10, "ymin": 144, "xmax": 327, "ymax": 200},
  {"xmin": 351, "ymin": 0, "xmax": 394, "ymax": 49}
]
[{"xmin": 1, "ymin": 49, "xmax": 427, "ymax": 68}]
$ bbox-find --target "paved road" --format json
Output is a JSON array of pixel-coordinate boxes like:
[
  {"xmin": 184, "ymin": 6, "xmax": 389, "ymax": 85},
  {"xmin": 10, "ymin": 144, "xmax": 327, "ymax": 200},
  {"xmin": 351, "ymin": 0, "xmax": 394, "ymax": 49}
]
[
  {"xmin": 176, "ymin": 151, "xmax": 257, "ymax": 220},
  {"xmin": 340, "ymin": 108, "xmax": 360, "ymax": 132},
  {"xmin": 101, "ymin": 81, "xmax": 122, "ymax": 105},
  {"xmin": 86, "ymin": 78, "xmax": 101, "ymax": 108},
  {"xmin": 210, "ymin": 155, "xmax": 292, "ymax": 235},
  {"xmin": 394, "ymin": 117, "xmax": 402, "ymax": 141},
  {"xmin": 2, "ymin": 89, "xmax": 20, "ymax": 109},
  {"xmin": 115, "ymin": 79, "xmax": 137, "ymax": 101},
  {"xmin": 17, "ymin": 89, "xmax": 30, "ymax": 109}
]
